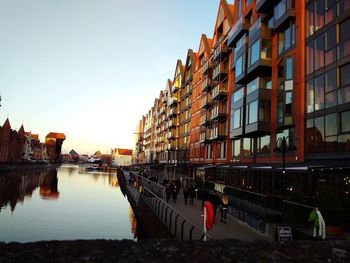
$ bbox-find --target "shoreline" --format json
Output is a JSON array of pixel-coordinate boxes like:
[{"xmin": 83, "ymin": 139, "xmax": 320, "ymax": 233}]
[{"xmin": 0, "ymin": 163, "xmax": 60, "ymax": 173}]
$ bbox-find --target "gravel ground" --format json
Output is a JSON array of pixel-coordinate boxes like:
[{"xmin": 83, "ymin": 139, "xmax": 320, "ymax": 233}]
[{"xmin": 0, "ymin": 239, "xmax": 349, "ymax": 263}]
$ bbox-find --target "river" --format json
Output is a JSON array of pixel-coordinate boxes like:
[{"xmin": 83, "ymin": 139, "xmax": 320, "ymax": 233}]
[{"xmin": 0, "ymin": 164, "xmax": 137, "ymax": 242}]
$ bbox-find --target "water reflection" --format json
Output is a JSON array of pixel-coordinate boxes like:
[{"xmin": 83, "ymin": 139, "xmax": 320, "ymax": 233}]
[
  {"xmin": 0, "ymin": 165, "xmax": 136, "ymax": 242},
  {"xmin": 0, "ymin": 169, "xmax": 59, "ymax": 212}
]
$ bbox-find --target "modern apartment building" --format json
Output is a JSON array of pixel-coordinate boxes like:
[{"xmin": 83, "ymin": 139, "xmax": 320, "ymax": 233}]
[{"xmin": 134, "ymin": 0, "xmax": 350, "ymax": 229}]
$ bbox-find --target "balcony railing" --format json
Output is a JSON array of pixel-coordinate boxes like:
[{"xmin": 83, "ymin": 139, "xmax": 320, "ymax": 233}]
[
  {"xmin": 211, "ymin": 105, "xmax": 227, "ymax": 121},
  {"xmin": 212, "ymin": 62, "xmax": 228, "ymax": 81},
  {"xmin": 168, "ymin": 119, "xmax": 179, "ymax": 127},
  {"xmin": 171, "ymin": 83, "xmax": 180, "ymax": 93},
  {"xmin": 201, "ymin": 78, "xmax": 212, "ymax": 93},
  {"xmin": 212, "ymin": 83, "xmax": 228, "ymax": 101},
  {"xmin": 213, "ymin": 42, "xmax": 228, "ymax": 61},
  {"xmin": 200, "ymin": 92, "xmax": 212, "ymax": 109},
  {"xmin": 200, "ymin": 112, "xmax": 211, "ymax": 126},
  {"xmin": 210, "ymin": 126, "xmax": 227, "ymax": 140},
  {"xmin": 202, "ymin": 60, "xmax": 213, "ymax": 76},
  {"xmin": 168, "ymin": 107, "xmax": 179, "ymax": 117},
  {"xmin": 168, "ymin": 97, "xmax": 178, "ymax": 107}
]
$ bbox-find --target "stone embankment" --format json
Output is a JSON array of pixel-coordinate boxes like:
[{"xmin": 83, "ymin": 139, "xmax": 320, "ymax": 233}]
[{"xmin": 0, "ymin": 239, "xmax": 348, "ymax": 263}]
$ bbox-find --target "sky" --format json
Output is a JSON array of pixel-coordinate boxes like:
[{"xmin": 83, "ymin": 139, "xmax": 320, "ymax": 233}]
[{"xmin": 0, "ymin": 0, "xmax": 222, "ymax": 155}]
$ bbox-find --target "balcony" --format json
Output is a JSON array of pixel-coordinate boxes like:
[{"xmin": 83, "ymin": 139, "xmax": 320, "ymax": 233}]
[
  {"xmin": 273, "ymin": 0, "xmax": 295, "ymax": 31},
  {"xmin": 212, "ymin": 62, "xmax": 228, "ymax": 81},
  {"xmin": 181, "ymin": 85, "xmax": 192, "ymax": 100},
  {"xmin": 213, "ymin": 42, "xmax": 228, "ymax": 61},
  {"xmin": 185, "ymin": 71, "xmax": 193, "ymax": 84},
  {"xmin": 201, "ymin": 78, "xmax": 212, "ymax": 93},
  {"xmin": 202, "ymin": 60, "xmax": 213, "ymax": 76},
  {"xmin": 171, "ymin": 82, "xmax": 180, "ymax": 93},
  {"xmin": 210, "ymin": 125, "xmax": 227, "ymax": 141},
  {"xmin": 199, "ymin": 129, "xmax": 211, "ymax": 143},
  {"xmin": 168, "ymin": 107, "xmax": 179, "ymax": 117},
  {"xmin": 167, "ymin": 142, "xmax": 178, "ymax": 151},
  {"xmin": 227, "ymin": 16, "xmax": 250, "ymax": 47},
  {"xmin": 168, "ymin": 96, "xmax": 178, "ymax": 107},
  {"xmin": 211, "ymin": 104, "xmax": 227, "ymax": 121},
  {"xmin": 212, "ymin": 83, "xmax": 228, "ymax": 101},
  {"xmin": 168, "ymin": 119, "xmax": 179, "ymax": 128},
  {"xmin": 200, "ymin": 92, "xmax": 212, "ymax": 109},
  {"xmin": 256, "ymin": 0, "xmax": 273, "ymax": 14},
  {"xmin": 200, "ymin": 112, "xmax": 211, "ymax": 126},
  {"xmin": 168, "ymin": 130, "xmax": 178, "ymax": 140}
]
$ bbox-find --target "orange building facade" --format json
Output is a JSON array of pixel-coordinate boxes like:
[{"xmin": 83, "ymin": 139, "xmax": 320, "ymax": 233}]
[{"xmin": 134, "ymin": 0, "xmax": 350, "ymax": 229}]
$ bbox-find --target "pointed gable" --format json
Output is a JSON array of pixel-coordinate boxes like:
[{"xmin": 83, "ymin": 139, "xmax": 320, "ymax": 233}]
[
  {"xmin": 212, "ymin": 0, "xmax": 235, "ymax": 47},
  {"xmin": 18, "ymin": 125, "xmax": 25, "ymax": 135},
  {"xmin": 197, "ymin": 34, "xmax": 212, "ymax": 59},
  {"xmin": 3, "ymin": 118, "xmax": 11, "ymax": 130},
  {"xmin": 173, "ymin": 59, "xmax": 184, "ymax": 86}
]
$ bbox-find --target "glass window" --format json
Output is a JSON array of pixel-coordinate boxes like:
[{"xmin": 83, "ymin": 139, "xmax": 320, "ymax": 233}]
[
  {"xmin": 340, "ymin": 18, "xmax": 350, "ymax": 41},
  {"xmin": 307, "ymin": 79, "xmax": 314, "ymax": 113},
  {"xmin": 278, "ymin": 31, "xmax": 285, "ymax": 55},
  {"xmin": 306, "ymin": 41, "xmax": 314, "ymax": 75},
  {"xmin": 277, "ymin": 101, "xmax": 284, "ymax": 125},
  {"xmin": 314, "ymin": 116, "xmax": 325, "ymax": 152},
  {"xmin": 341, "ymin": 111, "xmax": 350, "ymax": 133},
  {"xmin": 259, "ymin": 101, "xmax": 270, "ymax": 122},
  {"xmin": 325, "ymin": 113, "xmax": 337, "ymax": 136},
  {"xmin": 306, "ymin": 3, "xmax": 315, "ymax": 37},
  {"xmin": 237, "ymin": 0, "xmax": 242, "ymax": 18},
  {"xmin": 233, "ymin": 88, "xmax": 243, "ymax": 102},
  {"xmin": 315, "ymin": 75, "xmax": 325, "ymax": 111},
  {"xmin": 338, "ymin": 86, "xmax": 350, "ymax": 105},
  {"xmin": 286, "ymin": 57, "xmax": 293, "ymax": 80},
  {"xmin": 306, "ymin": 118, "xmax": 314, "ymax": 153},
  {"xmin": 235, "ymin": 55, "xmax": 243, "ymax": 77},
  {"xmin": 339, "ymin": 0, "xmax": 350, "ymax": 16},
  {"xmin": 242, "ymin": 138, "xmax": 253, "ymax": 156},
  {"xmin": 325, "ymin": 69, "xmax": 337, "ymax": 108},
  {"xmin": 285, "ymin": 91, "xmax": 293, "ymax": 116},
  {"xmin": 341, "ymin": 64, "xmax": 350, "ymax": 86},
  {"xmin": 247, "ymin": 100, "xmax": 258, "ymax": 125},
  {"xmin": 257, "ymin": 135, "xmax": 270, "ymax": 154},
  {"xmin": 325, "ymin": 26, "xmax": 336, "ymax": 50},
  {"xmin": 274, "ymin": 0, "xmax": 287, "ymax": 21},
  {"xmin": 339, "ymin": 134, "xmax": 350, "ymax": 151},
  {"xmin": 315, "ymin": 34, "xmax": 325, "ymax": 70},
  {"xmin": 285, "ymin": 26, "xmax": 291, "ymax": 50},
  {"xmin": 315, "ymin": 0, "xmax": 325, "ymax": 31},
  {"xmin": 247, "ymin": 77, "xmax": 259, "ymax": 95},
  {"xmin": 233, "ymin": 108, "xmax": 241, "ymax": 129},
  {"xmin": 233, "ymin": 139, "xmax": 241, "ymax": 157},
  {"xmin": 249, "ymin": 40, "xmax": 260, "ymax": 66},
  {"xmin": 291, "ymin": 23, "xmax": 296, "ymax": 46},
  {"xmin": 326, "ymin": 0, "xmax": 337, "ymax": 24}
]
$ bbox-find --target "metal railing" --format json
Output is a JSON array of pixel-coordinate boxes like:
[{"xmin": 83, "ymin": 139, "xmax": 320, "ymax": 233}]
[
  {"xmin": 129, "ymin": 171, "xmax": 166, "ymax": 198},
  {"xmin": 141, "ymin": 187, "xmax": 211, "ymax": 241}
]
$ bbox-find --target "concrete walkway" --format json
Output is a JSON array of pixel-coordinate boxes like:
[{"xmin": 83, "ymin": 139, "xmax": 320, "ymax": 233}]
[
  {"xmin": 123, "ymin": 171, "xmax": 270, "ymax": 241},
  {"xmin": 166, "ymin": 188, "xmax": 271, "ymax": 241}
]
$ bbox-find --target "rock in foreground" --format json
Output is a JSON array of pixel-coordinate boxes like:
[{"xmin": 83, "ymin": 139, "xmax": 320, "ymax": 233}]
[{"xmin": 0, "ymin": 239, "xmax": 349, "ymax": 263}]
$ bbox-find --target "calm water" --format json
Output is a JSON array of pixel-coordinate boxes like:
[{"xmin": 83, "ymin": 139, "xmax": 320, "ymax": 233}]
[{"xmin": 0, "ymin": 164, "xmax": 136, "ymax": 242}]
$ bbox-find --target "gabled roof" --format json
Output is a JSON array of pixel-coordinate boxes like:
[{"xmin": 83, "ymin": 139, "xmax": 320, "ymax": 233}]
[
  {"xmin": 197, "ymin": 34, "xmax": 212, "ymax": 59},
  {"xmin": 46, "ymin": 132, "xmax": 66, "ymax": 140},
  {"xmin": 2, "ymin": 118, "xmax": 11, "ymax": 129},
  {"xmin": 166, "ymin": 79, "xmax": 173, "ymax": 94},
  {"xmin": 69, "ymin": 149, "xmax": 79, "ymax": 156},
  {"xmin": 211, "ymin": 0, "xmax": 235, "ymax": 47},
  {"xmin": 173, "ymin": 59, "xmax": 184, "ymax": 82}
]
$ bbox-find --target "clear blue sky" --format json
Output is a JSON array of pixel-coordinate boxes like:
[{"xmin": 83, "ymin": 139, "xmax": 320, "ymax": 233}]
[{"xmin": 0, "ymin": 0, "xmax": 221, "ymax": 154}]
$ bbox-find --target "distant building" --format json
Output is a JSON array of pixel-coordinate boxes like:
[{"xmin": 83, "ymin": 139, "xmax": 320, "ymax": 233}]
[
  {"xmin": 111, "ymin": 148, "xmax": 133, "ymax": 166},
  {"xmin": 45, "ymin": 132, "xmax": 66, "ymax": 162},
  {"xmin": 0, "ymin": 119, "xmax": 25, "ymax": 163}
]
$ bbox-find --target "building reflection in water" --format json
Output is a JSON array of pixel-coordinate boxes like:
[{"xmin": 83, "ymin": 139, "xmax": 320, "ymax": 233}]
[
  {"xmin": 128, "ymin": 206, "xmax": 138, "ymax": 240},
  {"xmin": 0, "ymin": 169, "xmax": 59, "ymax": 212}
]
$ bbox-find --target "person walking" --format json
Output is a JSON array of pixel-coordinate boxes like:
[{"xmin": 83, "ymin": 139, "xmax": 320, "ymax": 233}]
[
  {"xmin": 189, "ymin": 184, "xmax": 195, "ymax": 205},
  {"xmin": 172, "ymin": 185, "xmax": 178, "ymax": 204},
  {"xmin": 165, "ymin": 185, "xmax": 171, "ymax": 203},
  {"xmin": 220, "ymin": 195, "xmax": 229, "ymax": 223},
  {"xmin": 308, "ymin": 207, "xmax": 326, "ymax": 239},
  {"xmin": 183, "ymin": 187, "xmax": 189, "ymax": 205},
  {"xmin": 209, "ymin": 191, "xmax": 220, "ymax": 222}
]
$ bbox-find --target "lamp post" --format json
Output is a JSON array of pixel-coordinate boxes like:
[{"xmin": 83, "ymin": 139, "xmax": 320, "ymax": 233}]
[{"xmin": 274, "ymin": 136, "xmax": 297, "ymax": 198}]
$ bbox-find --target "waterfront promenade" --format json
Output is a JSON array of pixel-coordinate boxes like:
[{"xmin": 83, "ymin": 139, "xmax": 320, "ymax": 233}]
[{"xmin": 123, "ymin": 170, "xmax": 270, "ymax": 241}]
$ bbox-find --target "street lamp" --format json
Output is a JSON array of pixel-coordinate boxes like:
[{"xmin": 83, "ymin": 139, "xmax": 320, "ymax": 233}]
[
  {"xmin": 274, "ymin": 136, "xmax": 297, "ymax": 199},
  {"xmin": 274, "ymin": 136, "xmax": 297, "ymax": 174}
]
